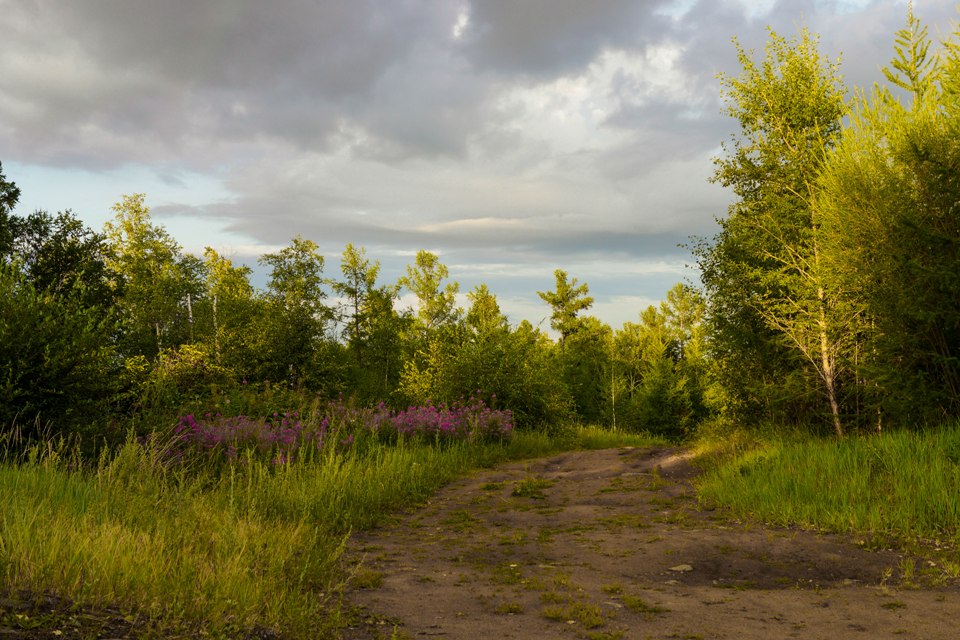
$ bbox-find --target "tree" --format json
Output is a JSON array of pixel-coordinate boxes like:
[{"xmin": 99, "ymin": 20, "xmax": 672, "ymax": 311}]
[
  {"xmin": 395, "ymin": 251, "xmax": 463, "ymax": 404},
  {"xmin": 561, "ymin": 315, "xmax": 611, "ymax": 423},
  {"xmin": 538, "ymin": 269, "xmax": 594, "ymax": 347},
  {"xmin": 11, "ymin": 210, "xmax": 115, "ymax": 308},
  {"xmin": 446, "ymin": 284, "xmax": 513, "ymax": 400},
  {"xmin": 331, "ymin": 243, "xmax": 381, "ymax": 367},
  {"xmin": 256, "ymin": 236, "xmax": 334, "ymax": 387},
  {"xmin": 0, "ymin": 161, "xmax": 21, "ymax": 259},
  {"xmin": 0, "ymin": 266, "xmax": 118, "ymax": 444},
  {"xmin": 199, "ymin": 247, "xmax": 256, "ymax": 368},
  {"xmin": 660, "ymin": 283, "xmax": 705, "ymax": 362},
  {"xmin": 660, "ymin": 283, "xmax": 710, "ymax": 423},
  {"xmin": 695, "ymin": 28, "xmax": 850, "ymax": 435},
  {"xmin": 610, "ymin": 302, "xmax": 697, "ymax": 436},
  {"xmin": 355, "ymin": 284, "xmax": 410, "ymax": 402},
  {"xmin": 882, "ymin": 3, "xmax": 938, "ymax": 105},
  {"xmin": 399, "ymin": 250, "xmax": 460, "ymax": 335},
  {"xmin": 104, "ymin": 194, "xmax": 205, "ymax": 360},
  {"xmin": 818, "ymin": 11, "xmax": 960, "ymax": 425},
  {"xmin": 465, "ymin": 284, "xmax": 509, "ymax": 338}
]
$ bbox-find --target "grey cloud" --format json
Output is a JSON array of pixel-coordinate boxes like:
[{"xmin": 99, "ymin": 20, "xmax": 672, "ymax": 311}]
[
  {"xmin": 462, "ymin": 0, "xmax": 673, "ymax": 77},
  {"xmin": 602, "ymin": 102, "xmax": 726, "ymax": 171},
  {"xmin": 5, "ymin": 0, "xmax": 958, "ymax": 327},
  {"xmin": 0, "ymin": 0, "xmax": 476, "ymax": 166}
]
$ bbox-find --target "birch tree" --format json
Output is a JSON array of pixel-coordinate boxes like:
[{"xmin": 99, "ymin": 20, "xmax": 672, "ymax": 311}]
[{"xmin": 697, "ymin": 29, "xmax": 850, "ymax": 435}]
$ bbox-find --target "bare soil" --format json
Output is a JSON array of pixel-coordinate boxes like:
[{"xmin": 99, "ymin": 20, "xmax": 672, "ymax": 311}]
[{"xmin": 340, "ymin": 446, "xmax": 960, "ymax": 640}]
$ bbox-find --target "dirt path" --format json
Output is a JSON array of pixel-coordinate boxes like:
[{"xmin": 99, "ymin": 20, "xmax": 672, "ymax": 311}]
[{"xmin": 340, "ymin": 446, "xmax": 959, "ymax": 640}]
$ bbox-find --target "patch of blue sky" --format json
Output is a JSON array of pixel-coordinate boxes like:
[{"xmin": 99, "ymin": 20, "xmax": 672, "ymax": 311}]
[{"xmin": 6, "ymin": 161, "xmax": 252, "ymax": 250}]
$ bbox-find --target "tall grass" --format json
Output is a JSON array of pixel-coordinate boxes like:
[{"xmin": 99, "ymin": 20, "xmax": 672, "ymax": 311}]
[
  {"xmin": 0, "ymin": 425, "xmax": 661, "ymax": 637},
  {"xmin": 696, "ymin": 422, "xmax": 960, "ymax": 545}
]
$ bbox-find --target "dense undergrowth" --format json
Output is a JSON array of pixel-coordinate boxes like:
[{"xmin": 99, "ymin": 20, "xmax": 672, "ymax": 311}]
[{"xmin": 0, "ymin": 421, "xmax": 659, "ymax": 639}]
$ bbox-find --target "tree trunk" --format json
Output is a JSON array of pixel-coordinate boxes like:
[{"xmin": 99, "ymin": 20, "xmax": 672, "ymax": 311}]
[{"xmin": 818, "ymin": 284, "xmax": 844, "ymax": 437}]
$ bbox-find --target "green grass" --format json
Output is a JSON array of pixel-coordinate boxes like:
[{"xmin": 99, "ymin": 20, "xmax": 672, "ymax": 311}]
[
  {"xmin": 511, "ymin": 475, "xmax": 553, "ymax": 499},
  {"xmin": 569, "ymin": 425, "xmax": 669, "ymax": 451},
  {"xmin": 695, "ymin": 422, "xmax": 960, "ymax": 546},
  {"xmin": 0, "ymin": 426, "xmax": 663, "ymax": 637},
  {"xmin": 541, "ymin": 601, "xmax": 606, "ymax": 628},
  {"xmin": 620, "ymin": 594, "xmax": 670, "ymax": 618}
]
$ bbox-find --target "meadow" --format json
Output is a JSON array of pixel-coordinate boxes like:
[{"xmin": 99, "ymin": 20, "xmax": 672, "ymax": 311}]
[
  {"xmin": 695, "ymin": 422, "xmax": 960, "ymax": 580},
  {"xmin": 0, "ymin": 398, "xmax": 658, "ymax": 639}
]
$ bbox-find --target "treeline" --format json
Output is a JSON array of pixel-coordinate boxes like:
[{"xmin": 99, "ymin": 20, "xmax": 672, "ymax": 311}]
[
  {"xmin": 695, "ymin": 11, "xmax": 960, "ymax": 435},
  {"xmin": 0, "ymin": 181, "xmax": 708, "ymax": 445}
]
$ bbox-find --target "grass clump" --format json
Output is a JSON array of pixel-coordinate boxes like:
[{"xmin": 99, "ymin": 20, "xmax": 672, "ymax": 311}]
[
  {"xmin": 541, "ymin": 601, "xmax": 606, "ymax": 628},
  {"xmin": 621, "ymin": 594, "xmax": 670, "ymax": 618},
  {"xmin": 512, "ymin": 475, "xmax": 553, "ymax": 499}
]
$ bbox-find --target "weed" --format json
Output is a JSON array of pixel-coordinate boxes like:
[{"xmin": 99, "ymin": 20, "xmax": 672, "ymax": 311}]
[
  {"xmin": 695, "ymin": 424, "xmax": 960, "ymax": 550},
  {"xmin": 512, "ymin": 476, "xmax": 553, "ymax": 499},
  {"xmin": 653, "ymin": 507, "xmax": 692, "ymax": 526},
  {"xmin": 541, "ymin": 605, "xmax": 567, "ymax": 622},
  {"xmin": 540, "ymin": 591, "xmax": 572, "ymax": 604},
  {"xmin": 621, "ymin": 594, "xmax": 670, "ymax": 619},
  {"xmin": 584, "ymin": 631, "xmax": 625, "ymax": 640},
  {"xmin": 0, "ymin": 423, "xmax": 584, "ymax": 638},
  {"xmin": 351, "ymin": 569, "xmax": 384, "ymax": 589},
  {"xmin": 498, "ymin": 531, "xmax": 528, "ymax": 545},
  {"xmin": 943, "ymin": 560, "xmax": 960, "ymax": 578},
  {"xmin": 541, "ymin": 602, "xmax": 606, "ymax": 628},
  {"xmin": 599, "ymin": 475, "xmax": 645, "ymax": 494},
  {"xmin": 552, "ymin": 570, "xmax": 573, "ymax": 589},
  {"xmin": 495, "ymin": 602, "xmax": 524, "ymax": 615},
  {"xmin": 389, "ymin": 625, "xmax": 413, "ymax": 640},
  {"xmin": 441, "ymin": 509, "xmax": 481, "ymax": 532},
  {"xmin": 491, "ymin": 562, "xmax": 524, "ymax": 585},
  {"xmin": 537, "ymin": 527, "xmax": 556, "ymax": 544},
  {"xmin": 600, "ymin": 514, "xmax": 651, "ymax": 530},
  {"xmin": 645, "ymin": 467, "xmax": 669, "ymax": 490},
  {"xmin": 898, "ymin": 557, "xmax": 917, "ymax": 588}
]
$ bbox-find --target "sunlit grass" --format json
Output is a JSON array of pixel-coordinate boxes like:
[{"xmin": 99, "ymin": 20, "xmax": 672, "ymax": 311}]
[
  {"xmin": 695, "ymin": 422, "xmax": 960, "ymax": 546},
  {"xmin": 0, "ymin": 424, "xmax": 662, "ymax": 637}
]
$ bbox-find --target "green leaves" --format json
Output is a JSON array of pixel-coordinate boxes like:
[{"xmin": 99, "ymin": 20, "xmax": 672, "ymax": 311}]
[
  {"xmin": 818, "ymin": 18, "xmax": 960, "ymax": 423},
  {"xmin": 0, "ymin": 266, "xmax": 119, "ymax": 442},
  {"xmin": 882, "ymin": 3, "xmax": 938, "ymax": 104},
  {"xmin": 537, "ymin": 269, "xmax": 594, "ymax": 346},
  {"xmin": 105, "ymin": 194, "xmax": 205, "ymax": 359},
  {"xmin": 700, "ymin": 27, "xmax": 851, "ymax": 433},
  {"xmin": 399, "ymin": 249, "xmax": 460, "ymax": 334}
]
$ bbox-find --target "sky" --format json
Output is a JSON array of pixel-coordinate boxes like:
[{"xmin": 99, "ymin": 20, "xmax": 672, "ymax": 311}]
[{"xmin": 2, "ymin": 0, "xmax": 957, "ymax": 331}]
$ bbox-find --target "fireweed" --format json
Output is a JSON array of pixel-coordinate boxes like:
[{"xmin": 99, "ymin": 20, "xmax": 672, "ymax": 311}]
[{"xmin": 173, "ymin": 396, "xmax": 513, "ymax": 464}]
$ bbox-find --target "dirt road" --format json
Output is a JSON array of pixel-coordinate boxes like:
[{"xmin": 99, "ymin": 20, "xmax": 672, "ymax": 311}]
[{"xmin": 342, "ymin": 447, "xmax": 959, "ymax": 639}]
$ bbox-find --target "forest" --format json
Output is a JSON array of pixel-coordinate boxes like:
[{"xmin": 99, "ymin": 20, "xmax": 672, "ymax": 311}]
[{"xmin": 1, "ymin": 9, "xmax": 960, "ymax": 639}]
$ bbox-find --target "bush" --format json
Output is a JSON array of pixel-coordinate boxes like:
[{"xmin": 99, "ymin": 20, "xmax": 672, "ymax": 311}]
[{"xmin": 0, "ymin": 266, "xmax": 119, "ymax": 446}]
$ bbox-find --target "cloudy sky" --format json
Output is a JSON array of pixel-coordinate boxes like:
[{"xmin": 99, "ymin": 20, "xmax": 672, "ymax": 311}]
[{"xmin": 2, "ymin": 0, "xmax": 957, "ymax": 330}]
